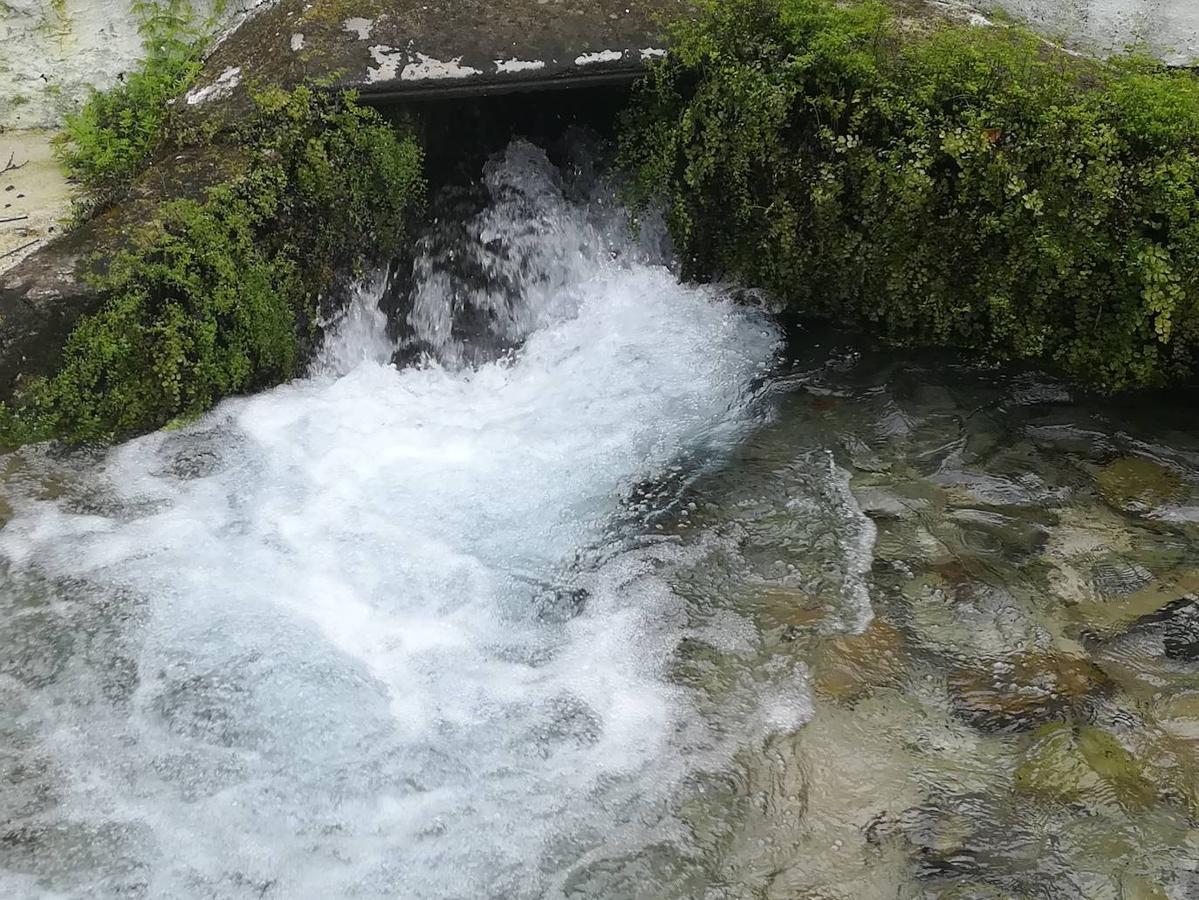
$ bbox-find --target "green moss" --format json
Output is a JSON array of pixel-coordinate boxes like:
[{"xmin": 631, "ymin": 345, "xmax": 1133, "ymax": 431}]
[
  {"xmin": 298, "ymin": 0, "xmax": 390, "ymax": 28},
  {"xmin": 621, "ymin": 0, "xmax": 1199, "ymax": 392},
  {"xmin": 0, "ymin": 87, "xmax": 425, "ymax": 445}
]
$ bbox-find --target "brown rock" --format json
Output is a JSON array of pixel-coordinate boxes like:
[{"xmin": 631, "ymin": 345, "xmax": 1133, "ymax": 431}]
[
  {"xmin": 1096, "ymin": 456, "xmax": 1183, "ymax": 514},
  {"xmin": 812, "ymin": 619, "xmax": 907, "ymax": 703},
  {"xmin": 758, "ymin": 586, "xmax": 832, "ymax": 632},
  {"xmin": 948, "ymin": 651, "xmax": 1111, "ymax": 732}
]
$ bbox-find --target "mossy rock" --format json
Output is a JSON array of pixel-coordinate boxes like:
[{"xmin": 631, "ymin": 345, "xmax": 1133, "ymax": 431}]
[
  {"xmin": 812, "ymin": 618, "xmax": 907, "ymax": 703},
  {"xmin": 1073, "ymin": 570, "xmax": 1199, "ymax": 640},
  {"xmin": 1119, "ymin": 875, "xmax": 1169, "ymax": 900},
  {"xmin": 0, "ymin": 86, "xmax": 425, "ymax": 445},
  {"xmin": 619, "ymin": 0, "xmax": 1199, "ymax": 392},
  {"xmin": 1097, "ymin": 457, "xmax": 1184, "ymax": 514},
  {"xmin": 948, "ymin": 652, "xmax": 1111, "ymax": 732},
  {"xmin": 1015, "ymin": 723, "xmax": 1160, "ymax": 811}
]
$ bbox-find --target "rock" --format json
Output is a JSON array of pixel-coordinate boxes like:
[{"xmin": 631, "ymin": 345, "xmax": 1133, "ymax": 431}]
[
  {"xmin": 1014, "ymin": 723, "xmax": 1158, "ymax": 811},
  {"xmin": 1119, "ymin": 875, "xmax": 1169, "ymax": 900},
  {"xmin": 907, "ymin": 576, "xmax": 1049, "ymax": 659},
  {"xmin": 1072, "ymin": 567, "xmax": 1199, "ymax": 640},
  {"xmin": 1153, "ymin": 691, "xmax": 1199, "ymax": 741},
  {"xmin": 194, "ymin": 0, "xmax": 680, "ymax": 118},
  {"xmin": 0, "ymin": 145, "xmax": 248, "ymax": 402},
  {"xmin": 1102, "ymin": 595, "xmax": 1199, "ymax": 661},
  {"xmin": 936, "ymin": 886, "xmax": 1017, "ymax": 899},
  {"xmin": 1091, "ymin": 559, "xmax": 1154, "ymax": 599},
  {"xmin": 851, "ymin": 485, "xmax": 924, "ymax": 520},
  {"xmin": 0, "ymin": 216, "xmax": 112, "ymax": 398},
  {"xmin": 948, "ymin": 651, "xmax": 1110, "ymax": 732},
  {"xmin": 758, "ymin": 586, "xmax": 834, "ymax": 632},
  {"xmin": 1155, "ymin": 597, "xmax": 1199, "ymax": 661},
  {"xmin": 1096, "ymin": 457, "xmax": 1183, "ymax": 514},
  {"xmin": 812, "ymin": 619, "xmax": 907, "ymax": 703}
]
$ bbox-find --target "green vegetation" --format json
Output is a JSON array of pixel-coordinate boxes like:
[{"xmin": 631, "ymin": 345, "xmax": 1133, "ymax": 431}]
[
  {"xmin": 0, "ymin": 0, "xmax": 425, "ymax": 446},
  {"xmin": 1, "ymin": 86, "xmax": 425, "ymax": 444},
  {"xmin": 53, "ymin": 0, "xmax": 207, "ymax": 205},
  {"xmin": 621, "ymin": 0, "xmax": 1199, "ymax": 391}
]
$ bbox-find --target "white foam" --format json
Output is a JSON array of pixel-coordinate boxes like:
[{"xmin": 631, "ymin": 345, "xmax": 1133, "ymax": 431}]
[{"xmin": 0, "ymin": 143, "xmax": 791, "ymax": 897}]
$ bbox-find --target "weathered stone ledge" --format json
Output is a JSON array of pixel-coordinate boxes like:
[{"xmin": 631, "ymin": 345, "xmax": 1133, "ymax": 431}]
[{"xmin": 185, "ymin": 0, "xmax": 684, "ymax": 117}]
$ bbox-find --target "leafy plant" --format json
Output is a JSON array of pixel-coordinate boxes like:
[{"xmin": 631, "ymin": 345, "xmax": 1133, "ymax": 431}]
[
  {"xmin": 2, "ymin": 87, "xmax": 426, "ymax": 445},
  {"xmin": 54, "ymin": 0, "xmax": 206, "ymax": 203},
  {"xmin": 621, "ymin": 0, "xmax": 1199, "ymax": 391}
]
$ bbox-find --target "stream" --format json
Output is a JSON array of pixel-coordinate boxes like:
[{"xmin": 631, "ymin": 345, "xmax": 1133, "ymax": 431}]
[{"xmin": 0, "ymin": 140, "xmax": 1197, "ymax": 899}]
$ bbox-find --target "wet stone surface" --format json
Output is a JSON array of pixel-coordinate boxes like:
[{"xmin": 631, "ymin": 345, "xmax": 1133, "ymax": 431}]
[{"xmin": 594, "ymin": 329, "xmax": 1199, "ymax": 898}]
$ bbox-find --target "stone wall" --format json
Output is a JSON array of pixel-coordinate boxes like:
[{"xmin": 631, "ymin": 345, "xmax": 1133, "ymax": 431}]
[
  {"xmin": 0, "ymin": 0, "xmax": 271, "ymax": 130},
  {"xmin": 986, "ymin": 0, "xmax": 1198, "ymax": 64}
]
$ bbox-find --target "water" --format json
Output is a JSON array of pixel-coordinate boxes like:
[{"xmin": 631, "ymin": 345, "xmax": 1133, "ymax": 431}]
[
  {"xmin": 0, "ymin": 141, "xmax": 860, "ymax": 898},
  {"xmin": 1, "ymin": 140, "xmax": 1198, "ymax": 899}
]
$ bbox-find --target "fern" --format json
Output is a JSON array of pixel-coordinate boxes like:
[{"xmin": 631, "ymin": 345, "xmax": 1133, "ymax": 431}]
[{"xmin": 55, "ymin": 1, "xmax": 205, "ymax": 206}]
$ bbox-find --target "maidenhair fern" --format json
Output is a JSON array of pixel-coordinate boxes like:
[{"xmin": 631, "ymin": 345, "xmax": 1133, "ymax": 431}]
[{"xmin": 621, "ymin": 0, "xmax": 1199, "ymax": 392}]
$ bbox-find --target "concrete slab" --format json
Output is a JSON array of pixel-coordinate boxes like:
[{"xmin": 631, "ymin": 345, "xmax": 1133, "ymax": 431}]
[
  {"xmin": 192, "ymin": 0, "xmax": 686, "ymax": 108},
  {"xmin": 186, "ymin": 0, "xmax": 1198, "ymax": 117}
]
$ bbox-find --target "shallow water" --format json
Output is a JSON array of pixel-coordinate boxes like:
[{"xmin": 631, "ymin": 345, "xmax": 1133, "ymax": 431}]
[{"xmin": 1, "ymin": 141, "xmax": 1197, "ymax": 899}]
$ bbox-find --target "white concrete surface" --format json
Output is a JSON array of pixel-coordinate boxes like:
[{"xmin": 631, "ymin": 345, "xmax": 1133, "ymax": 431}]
[
  {"xmin": 0, "ymin": 0, "xmax": 271, "ymax": 130},
  {"xmin": 986, "ymin": 0, "xmax": 1199, "ymax": 64}
]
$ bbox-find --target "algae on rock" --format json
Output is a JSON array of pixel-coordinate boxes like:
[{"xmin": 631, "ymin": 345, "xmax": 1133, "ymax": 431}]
[
  {"xmin": 1, "ymin": 86, "xmax": 426, "ymax": 445},
  {"xmin": 1097, "ymin": 457, "xmax": 1185, "ymax": 514}
]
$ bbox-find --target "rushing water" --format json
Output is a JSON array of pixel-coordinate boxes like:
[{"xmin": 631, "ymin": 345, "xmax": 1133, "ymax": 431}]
[{"xmin": 2, "ymin": 140, "xmax": 1198, "ymax": 899}]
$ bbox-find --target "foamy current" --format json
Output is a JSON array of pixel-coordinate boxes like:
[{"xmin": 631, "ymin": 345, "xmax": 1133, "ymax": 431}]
[{"xmin": 0, "ymin": 142, "xmax": 874, "ymax": 898}]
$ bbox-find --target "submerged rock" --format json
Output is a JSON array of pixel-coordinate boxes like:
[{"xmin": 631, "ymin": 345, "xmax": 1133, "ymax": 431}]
[
  {"xmin": 1096, "ymin": 457, "xmax": 1183, "ymax": 515},
  {"xmin": 1119, "ymin": 875, "xmax": 1170, "ymax": 900},
  {"xmin": 1091, "ymin": 559, "xmax": 1154, "ymax": 599},
  {"xmin": 1046, "ymin": 502, "xmax": 1199, "ymax": 636},
  {"xmin": 812, "ymin": 619, "xmax": 907, "ymax": 703},
  {"xmin": 1102, "ymin": 594, "xmax": 1199, "ymax": 663},
  {"xmin": 1153, "ymin": 691, "xmax": 1199, "ymax": 742},
  {"xmin": 1157, "ymin": 597, "xmax": 1199, "ymax": 661},
  {"xmin": 906, "ymin": 574, "xmax": 1052, "ymax": 660},
  {"xmin": 948, "ymin": 651, "xmax": 1110, "ymax": 732},
  {"xmin": 1014, "ymin": 723, "xmax": 1158, "ymax": 811},
  {"xmin": 850, "ymin": 484, "xmax": 924, "ymax": 521}
]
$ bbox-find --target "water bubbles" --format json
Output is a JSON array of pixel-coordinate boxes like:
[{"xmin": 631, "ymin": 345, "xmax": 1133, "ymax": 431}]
[{"xmin": 0, "ymin": 140, "xmax": 780, "ymax": 898}]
